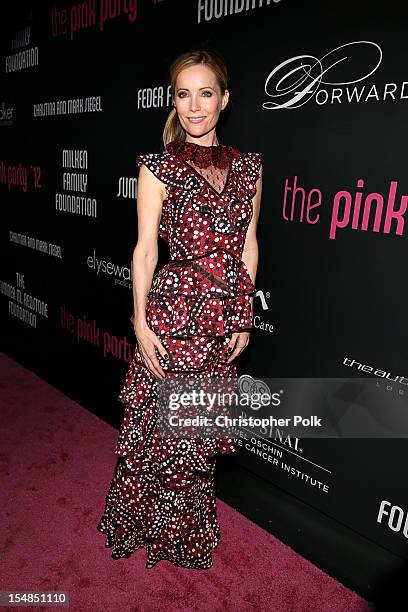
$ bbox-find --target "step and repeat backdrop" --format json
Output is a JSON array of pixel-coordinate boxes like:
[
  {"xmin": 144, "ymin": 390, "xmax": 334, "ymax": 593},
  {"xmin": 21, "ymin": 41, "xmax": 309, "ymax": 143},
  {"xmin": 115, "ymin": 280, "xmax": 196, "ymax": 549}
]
[{"xmin": 1, "ymin": 0, "xmax": 408, "ymax": 564}]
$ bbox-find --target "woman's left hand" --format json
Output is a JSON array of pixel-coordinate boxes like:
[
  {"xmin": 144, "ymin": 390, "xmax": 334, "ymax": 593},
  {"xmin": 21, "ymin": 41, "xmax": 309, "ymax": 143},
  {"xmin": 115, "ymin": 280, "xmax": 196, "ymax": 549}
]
[{"xmin": 226, "ymin": 331, "xmax": 250, "ymax": 364}]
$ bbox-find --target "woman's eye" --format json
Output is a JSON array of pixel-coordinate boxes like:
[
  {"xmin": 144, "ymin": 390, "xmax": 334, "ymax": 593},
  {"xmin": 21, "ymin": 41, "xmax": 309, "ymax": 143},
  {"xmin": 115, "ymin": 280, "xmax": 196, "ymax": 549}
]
[{"xmin": 177, "ymin": 91, "xmax": 213, "ymax": 98}]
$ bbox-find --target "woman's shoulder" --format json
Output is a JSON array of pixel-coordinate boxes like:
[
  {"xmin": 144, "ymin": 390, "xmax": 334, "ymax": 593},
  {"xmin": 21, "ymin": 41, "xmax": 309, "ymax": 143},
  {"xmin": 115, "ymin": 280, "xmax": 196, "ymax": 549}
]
[
  {"xmin": 135, "ymin": 148, "xmax": 166, "ymax": 169},
  {"xmin": 237, "ymin": 149, "xmax": 262, "ymax": 184},
  {"xmin": 239, "ymin": 149, "xmax": 262, "ymax": 165},
  {"xmin": 135, "ymin": 147, "xmax": 178, "ymax": 187}
]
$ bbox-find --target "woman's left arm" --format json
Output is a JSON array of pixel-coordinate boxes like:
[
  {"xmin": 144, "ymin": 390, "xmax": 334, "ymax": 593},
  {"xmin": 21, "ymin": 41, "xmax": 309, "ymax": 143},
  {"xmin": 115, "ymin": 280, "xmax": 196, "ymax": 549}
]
[
  {"xmin": 226, "ymin": 165, "xmax": 263, "ymax": 364},
  {"xmin": 241, "ymin": 163, "xmax": 263, "ymax": 283}
]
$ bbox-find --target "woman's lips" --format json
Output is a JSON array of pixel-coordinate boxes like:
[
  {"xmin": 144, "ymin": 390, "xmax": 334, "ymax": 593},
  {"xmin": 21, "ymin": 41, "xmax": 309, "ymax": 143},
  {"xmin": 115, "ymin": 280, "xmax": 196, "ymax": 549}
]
[{"xmin": 188, "ymin": 117, "xmax": 205, "ymax": 123}]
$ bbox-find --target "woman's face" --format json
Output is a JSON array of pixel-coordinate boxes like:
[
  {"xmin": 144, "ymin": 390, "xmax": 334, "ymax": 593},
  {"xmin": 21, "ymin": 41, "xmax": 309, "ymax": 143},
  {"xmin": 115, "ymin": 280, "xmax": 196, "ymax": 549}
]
[{"xmin": 174, "ymin": 64, "xmax": 228, "ymax": 141}]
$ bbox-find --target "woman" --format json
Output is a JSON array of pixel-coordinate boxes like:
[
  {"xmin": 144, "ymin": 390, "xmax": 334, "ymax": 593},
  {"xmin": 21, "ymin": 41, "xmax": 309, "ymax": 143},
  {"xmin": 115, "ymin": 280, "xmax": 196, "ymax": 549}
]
[{"xmin": 97, "ymin": 49, "xmax": 263, "ymax": 569}]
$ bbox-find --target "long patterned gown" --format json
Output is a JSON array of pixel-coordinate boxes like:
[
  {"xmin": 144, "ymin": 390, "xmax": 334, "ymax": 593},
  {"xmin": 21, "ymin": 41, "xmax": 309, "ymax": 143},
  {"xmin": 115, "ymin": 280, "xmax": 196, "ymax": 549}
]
[{"xmin": 97, "ymin": 138, "xmax": 262, "ymax": 569}]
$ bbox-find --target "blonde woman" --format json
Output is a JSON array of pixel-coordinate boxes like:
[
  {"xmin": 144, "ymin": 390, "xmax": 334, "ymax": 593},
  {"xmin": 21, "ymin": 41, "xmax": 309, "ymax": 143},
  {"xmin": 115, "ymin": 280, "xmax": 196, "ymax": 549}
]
[{"xmin": 97, "ymin": 49, "xmax": 263, "ymax": 570}]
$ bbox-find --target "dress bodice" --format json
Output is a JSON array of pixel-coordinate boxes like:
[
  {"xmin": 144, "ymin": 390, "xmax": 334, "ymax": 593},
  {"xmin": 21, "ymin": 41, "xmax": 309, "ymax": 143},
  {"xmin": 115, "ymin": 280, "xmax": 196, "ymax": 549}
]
[{"xmin": 134, "ymin": 139, "xmax": 262, "ymax": 338}]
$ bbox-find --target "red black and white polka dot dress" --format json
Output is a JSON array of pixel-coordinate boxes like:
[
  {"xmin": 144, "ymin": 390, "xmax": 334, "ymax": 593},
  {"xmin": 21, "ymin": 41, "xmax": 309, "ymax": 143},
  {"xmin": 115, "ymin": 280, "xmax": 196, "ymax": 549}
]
[{"xmin": 97, "ymin": 138, "xmax": 262, "ymax": 569}]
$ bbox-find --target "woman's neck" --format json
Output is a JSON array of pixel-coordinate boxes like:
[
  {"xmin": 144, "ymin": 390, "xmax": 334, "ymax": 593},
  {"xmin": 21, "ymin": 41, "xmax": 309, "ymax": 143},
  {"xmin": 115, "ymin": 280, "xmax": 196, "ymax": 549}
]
[{"xmin": 184, "ymin": 137, "xmax": 220, "ymax": 147}]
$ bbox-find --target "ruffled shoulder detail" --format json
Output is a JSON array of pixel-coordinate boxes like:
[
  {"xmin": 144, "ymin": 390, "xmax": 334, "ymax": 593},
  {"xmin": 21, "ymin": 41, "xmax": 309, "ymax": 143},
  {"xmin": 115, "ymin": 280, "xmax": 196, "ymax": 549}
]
[
  {"xmin": 136, "ymin": 152, "xmax": 162, "ymax": 169},
  {"xmin": 136, "ymin": 150, "xmax": 182, "ymax": 189},
  {"xmin": 238, "ymin": 152, "xmax": 262, "ymax": 201},
  {"xmin": 241, "ymin": 152, "xmax": 262, "ymax": 184}
]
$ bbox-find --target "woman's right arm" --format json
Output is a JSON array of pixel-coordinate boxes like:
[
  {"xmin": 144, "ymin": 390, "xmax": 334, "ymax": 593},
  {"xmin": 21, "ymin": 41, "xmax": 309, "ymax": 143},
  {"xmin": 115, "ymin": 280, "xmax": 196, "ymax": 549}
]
[{"xmin": 132, "ymin": 164, "xmax": 168, "ymax": 379}]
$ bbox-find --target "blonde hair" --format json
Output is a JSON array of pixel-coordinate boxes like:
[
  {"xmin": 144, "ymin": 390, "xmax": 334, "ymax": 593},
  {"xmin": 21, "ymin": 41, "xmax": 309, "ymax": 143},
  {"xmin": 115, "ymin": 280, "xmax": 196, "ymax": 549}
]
[{"xmin": 162, "ymin": 49, "xmax": 228, "ymax": 147}]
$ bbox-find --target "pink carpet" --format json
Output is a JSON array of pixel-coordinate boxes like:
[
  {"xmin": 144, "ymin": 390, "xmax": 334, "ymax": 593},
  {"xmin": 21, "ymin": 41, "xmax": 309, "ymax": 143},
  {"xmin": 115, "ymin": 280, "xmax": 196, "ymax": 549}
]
[{"xmin": 0, "ymin": 352, "xmax": 374, "ymax": 612}]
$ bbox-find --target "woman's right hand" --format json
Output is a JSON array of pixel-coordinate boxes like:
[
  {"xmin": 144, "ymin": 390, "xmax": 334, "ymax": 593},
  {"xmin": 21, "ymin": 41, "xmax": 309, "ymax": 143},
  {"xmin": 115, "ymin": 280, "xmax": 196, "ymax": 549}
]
[{"xmin": 134, "ymin": 322, "xmax": 168, "ymax": 379}]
